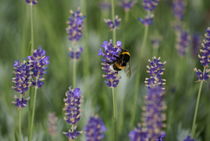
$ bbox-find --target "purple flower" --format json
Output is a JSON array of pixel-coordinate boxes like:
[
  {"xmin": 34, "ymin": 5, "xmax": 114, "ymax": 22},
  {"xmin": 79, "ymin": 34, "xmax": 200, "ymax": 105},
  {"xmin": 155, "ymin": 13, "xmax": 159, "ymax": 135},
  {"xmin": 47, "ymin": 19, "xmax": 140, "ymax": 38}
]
[
  {"xmin": 12, "ymin": 60, "xmax": 31, "ymax": 94},
  {"xmin": 66, "ymin": 9, "xmax": 85, "ymax": 42},
  {"xmin": 172, "ymin": 0, "xmax": 186, "ymax": 21},
  {"xmin": 120, "ymin": 0, "xmax": 135, "ymax": 12},
  {"xmin": 138, "ymin": 14, "xmax": 154, "ymax": 26},
  {"xmin": 28, "ymin": 47, "xmax": 49, "ymax": 88},
  {"xmin": 98, "ymin": 40, "xmax": 122, "ymax": 87},
  {"xmin": 69, "ymin": 47, "xmax": 83, "ymax": 60},
  {"xmin": 129, "ymin": 126, "xmax": 148, "ymax": 141},
  {"xmin": 198, "ymin": 27, "xmax": 210, "ymax": 67},
  {"xmin": 85, "ymin": 116, "xmax": 106, "ymax": 141},
  {"xmin": 63, "ymin": 129, "xmax": 81, "ymax": 140},
  {"xmin": 183, "ymin": 136, "xmax": 195, "ymax": 141},
  {"xmin": 151, "ymin": 38, "xmax": 161, "ymax": 49},
  {"xmin": 143, "ymin": 0, "xmax": 160, "ymax": 11},
  {"xmin": 130, "ymin": 57, "xmax": 166, "ymax": 141},
  {"xmin": 99, "ymin": 2, "xmax": 111, "ymax": 10},
  {"xmin": 25, "ymin": 0, "xmax": 38, "ymax": 5},
  {"xmin": 175, "ymin": 29, "xmax": 190, "ymax": 56},
  {"xmin": 145, "ymin": 57, "xmax": 166, "ymax": 89},
  {"xmin": 64, "ymin": 87, "xmax": 81, "ymax": 125},
  {"xmin": 104, "ymin": 16, "xmax": 121, "ymax": 30},
  {"xmin": 12, "ymin": 96, "xmax": 29, "ymax": 108},
  {"xmin": 142, "ymin": 87, "xmax": 166, "ymax": 140},
  {"xmin": 192, "ymin": 34, "xmax": 201, "ymax": 57},
  {"xmin": 194, "ymin": 68, "xmax": 209, "ymax": 81}
]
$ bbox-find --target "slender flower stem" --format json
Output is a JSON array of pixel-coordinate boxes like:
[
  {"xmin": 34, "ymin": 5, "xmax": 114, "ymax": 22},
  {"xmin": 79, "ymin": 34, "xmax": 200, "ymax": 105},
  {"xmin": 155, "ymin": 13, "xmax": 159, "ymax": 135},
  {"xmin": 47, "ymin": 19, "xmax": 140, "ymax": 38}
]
[
  {"xmin": 141, "ymin": 25, "xmax": 149, "ymax": 57},
  {"xmin": 125, "ymin": 11, "xmax": 129, "ymax": 23},
  {"xmin": 18, "ymin": 109, "xmax": 22, "ymax": 141},
  {"xmin": 29, "ymin": 86, "xmax": 38, "ymax": 141},
  {"xmin": 30, "ymin": 5, "xmax": 34, "ymax": 53},
  {"xmin": 72, "ymin": 59, "xmax": 77, "ymax": 88},
  {"xmin": 111, "ymin": 0, "xmax": 116, "ymax": 43},
  {"xmin": 112, "ymin": 87, "xmax": 117, "ymax": 141},
  {"xmin": 81, "ymin": 0, "xmax": 90, "ymax": 77},
  {"xmin": 191, "ymin": 67, "xmax": 206, "ymax": 137}
]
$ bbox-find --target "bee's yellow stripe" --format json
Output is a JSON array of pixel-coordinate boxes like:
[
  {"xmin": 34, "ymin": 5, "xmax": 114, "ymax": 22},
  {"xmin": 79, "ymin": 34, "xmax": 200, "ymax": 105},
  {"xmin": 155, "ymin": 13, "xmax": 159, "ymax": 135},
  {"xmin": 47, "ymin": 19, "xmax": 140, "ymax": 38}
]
[
  {"xmin": 122, "ymin": 51, "xmax": 130, "ymax": 56},
  {"xmin": 115, "ymin": 63, "xmax": 126, "ymax": 70}
]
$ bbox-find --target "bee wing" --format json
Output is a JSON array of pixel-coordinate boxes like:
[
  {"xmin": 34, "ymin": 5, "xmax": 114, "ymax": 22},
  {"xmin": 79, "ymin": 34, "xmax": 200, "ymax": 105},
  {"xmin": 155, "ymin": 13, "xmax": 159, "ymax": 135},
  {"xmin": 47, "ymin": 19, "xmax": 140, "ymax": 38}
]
[{"xmin": 124, "ymin": 61, "xmax": 131, "ymax": 77}]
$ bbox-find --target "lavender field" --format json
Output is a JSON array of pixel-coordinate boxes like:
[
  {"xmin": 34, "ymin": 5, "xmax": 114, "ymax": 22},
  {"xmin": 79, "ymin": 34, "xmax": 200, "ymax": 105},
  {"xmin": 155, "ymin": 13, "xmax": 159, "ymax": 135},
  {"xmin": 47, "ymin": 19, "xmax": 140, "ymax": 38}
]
[{"xmin": 0, "ymin": 0, "xmax": 210, "ymax": 141}]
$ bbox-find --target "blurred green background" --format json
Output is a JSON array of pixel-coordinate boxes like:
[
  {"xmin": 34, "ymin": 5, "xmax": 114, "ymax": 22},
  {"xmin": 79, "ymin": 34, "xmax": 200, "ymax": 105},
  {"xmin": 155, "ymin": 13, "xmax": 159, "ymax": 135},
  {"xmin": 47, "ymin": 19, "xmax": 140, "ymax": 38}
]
[{"xmin": 0, "ymin": 0, "xmax": 210, "ymax": 140}]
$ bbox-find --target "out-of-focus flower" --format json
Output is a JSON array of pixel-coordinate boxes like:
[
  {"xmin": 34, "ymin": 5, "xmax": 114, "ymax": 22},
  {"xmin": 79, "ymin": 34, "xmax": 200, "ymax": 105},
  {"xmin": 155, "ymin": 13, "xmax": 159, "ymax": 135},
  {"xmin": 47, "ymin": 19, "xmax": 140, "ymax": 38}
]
[
  {"xmin": 129, "ymin": 126, "xmax": 148, "ymax": 141},
  {"xmin": 104, "ymin": 16, "xmax": 121, "ymax": 30},
  {"xmin": 183, "ymin": 136, "xmax": 195, "ymax": 141},
  {"xmin": 172, "ymin": 0, "xmax": 186, "ymax": 21},
  {"xmin": 143, "ymin": 0, "xmax": 160, "ymax": 11},
  {"xmin": 138, "ymin": 14, "xmax": 154, "ymax": 26},
  {"xmin": 28, "ymin": 47, "xmax": 49, "ymax": 88},
  {"xmin": 120, "ymin": 0, "xmax": 135, "ymax": 12},
  {"xmin": 12, "ymin": 60, "xmax": 31, "ymax": 94},
  {"xmin": 138, "ymin": 0, "xmax": 160, "ymax": 26},
  {"xmin": 192, "ymin": 34, "xmax": 201, "ymax": 57},
  {"xmin": 194, "ymin": 68, "xmax": 209, "ymax": 81},
  {"xmin": 25, "ymin": 0, "xmax": 38, "ymax": 5},
  {"xmin": 66, "ymin": 9, "xmax": 85, "ymax": 42},
  {"xmin": 142, "ymin": 87, "xmax": 166, "ymax": 140},
  {"xmin": 85, "ymin": 116, "xmax": 106, "ymax": 141},
  {"xmin": 175, "ymin": 29, "xmax": 190, "ymax": 56},
  {"xmin": 151, "ymin": 37, "xmax": 162, "ymax": 49},
  {"xmin": 12, "ymin": 96, "xmax": 29, "ymax": 108},
  {"xmin": 48, "ymin": 113, "xmax": 58, "ymax": 136},
  {"xmin": 69, "ymin": 47, "xmax": 83, "ymax": 60},
  {"xmin": 98, "ymin": 40, "xmax": 122, "ymax": 87},
  {"xmin": 99, "ymin": 2, "xmax": 111, "ymax": 10},
  {"xmin": 198, "ymin": 27, "xmax": 210, "ymax": 67}
]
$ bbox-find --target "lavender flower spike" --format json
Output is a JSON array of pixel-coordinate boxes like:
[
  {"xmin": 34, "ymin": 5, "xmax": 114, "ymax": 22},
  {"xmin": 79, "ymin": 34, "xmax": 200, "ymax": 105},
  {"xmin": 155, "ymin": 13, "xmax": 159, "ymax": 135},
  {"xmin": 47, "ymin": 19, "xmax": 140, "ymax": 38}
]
[
  {"xmin": 138, "ymin": 14, "xmax": 154, "ymax": 26},
  {"xmin": 69, "ymin": 47, "xmax": 83, "ymax": 60},
  {"xmin": 85, "ymin": 116, "xmax": 106, "ymax": 141},
  {"xmin": 63, "ymin": 87, "xmax": 82, "ymax": 139},
  {"xmin": 28, "ymin": 47, "xmax": 49, "ymax": 88},
  {"xmin": 130, "ymin": 57, "xmax": 166, "ymax": 141},
  {"xmin": 183, "ymin": 136, "xmax": 195, "ymax": 141},
  {"xmin": 194, "ymin": 27, "xmax": 210, "ymax": 81},
  {"xmin": 198, "ymin": 27, "xmax": 210, "ymax": 67},
  {"xmin": 175, "ymin": 29, "xmax": 190, "ymax": 56},
  {"xmin": 143, "ymin": 0, "xmax": 160, "ymax": 11},
  {"xmin": 25, "ymin": 0, "xmax": 38, "ymax": 5},
  {"xmin": 12, "ymin": 60, "xmax": 31, "ymax": 94},
  {"xmin": 12, "ymin": 60, "xmax": 31, "ymax": 108},
  {"xmin": 64, "ymin": 87, "xmax": 81, "ymax": 125},
  {"xmin": 172, "ymin": 0, "xmax": 186, "ymax": 21},
  {"xmin": 120, "ymin": 0, "xmax": 135, "ymax": 12},
  {"xmin": 98, "ymin": 40, "xmax": 122, "ymax": 87},
  {"xmin": 104, "ymin": 16, "xmax": 121, "ymax": 30},
  {"xmin": 66, "ymin": 9, "xmax": 85, "ymax": 42}
]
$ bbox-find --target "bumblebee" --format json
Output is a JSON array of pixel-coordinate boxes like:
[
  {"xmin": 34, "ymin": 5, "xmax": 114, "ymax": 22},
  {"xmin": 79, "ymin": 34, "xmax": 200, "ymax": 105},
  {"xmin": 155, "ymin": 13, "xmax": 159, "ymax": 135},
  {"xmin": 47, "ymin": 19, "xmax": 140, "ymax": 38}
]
[{"xmin": 112, "ymin": 49, "xmax": 131, "ymax": 75}]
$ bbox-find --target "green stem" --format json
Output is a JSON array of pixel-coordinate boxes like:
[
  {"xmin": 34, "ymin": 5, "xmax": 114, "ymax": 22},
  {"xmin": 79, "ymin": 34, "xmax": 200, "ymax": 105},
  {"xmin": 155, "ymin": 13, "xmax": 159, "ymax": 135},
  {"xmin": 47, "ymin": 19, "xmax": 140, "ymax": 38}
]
[
  {"xmin": 125, "ymin": 11, "xmax": 129, "ymax": 23},
  {"xmin": 141, "ymin": 25, "xmax": 149, "ymax": 57},
  {"xmin": 191, "ymin": 67, "xmax": 206, "ymax": 137},
  {"xmin": 111, "ymin": 0, "xmax": 116, "ymax": 43},
  {"xmin": 30, "ymin": 5, "xmax": 34, "ymax": 53},
  {"xmin": 29, "ymin": 86, "xmax": 38, "ymax": 141},
  {"xmin": 81, "ymin": 0, "xmax": 90, "ymax": 77},
  {"xmin": 72, "ymin": 60, "xmax": 77, "ymax": 88},
  {"xmin": 18, "ymin": 109, "xmax": 22, "ymax": 141},
  {"xmin": 130, "ymin": 71, "xmax": 141, "ymax": 127},
  {"xmin": 112, "ymin": 87, "xmax": 117, "ymax": 141}
]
